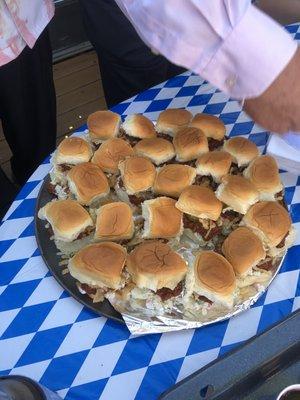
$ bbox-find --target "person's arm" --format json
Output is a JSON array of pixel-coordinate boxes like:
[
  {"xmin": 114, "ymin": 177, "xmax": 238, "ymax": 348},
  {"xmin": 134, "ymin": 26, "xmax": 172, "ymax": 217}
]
[{"xmin": 115, "ymin": 0, "xmax": 300, "ymax": 133}]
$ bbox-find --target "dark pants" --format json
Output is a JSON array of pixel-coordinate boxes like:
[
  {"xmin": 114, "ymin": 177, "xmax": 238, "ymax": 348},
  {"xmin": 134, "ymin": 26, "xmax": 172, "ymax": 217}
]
[
  {"xmin": 0, "ymin": 29, "xmax": 56, "ymax": 218},
  {"xmin": 79, "ymin": 0, "xmax": 185, "ymax": 108}
]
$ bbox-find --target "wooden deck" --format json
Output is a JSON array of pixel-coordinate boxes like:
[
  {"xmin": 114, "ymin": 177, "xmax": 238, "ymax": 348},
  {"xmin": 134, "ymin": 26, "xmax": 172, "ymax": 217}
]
[{"xmin": 0, "ymin": 50, "xmax": 107, "ymax": 180}]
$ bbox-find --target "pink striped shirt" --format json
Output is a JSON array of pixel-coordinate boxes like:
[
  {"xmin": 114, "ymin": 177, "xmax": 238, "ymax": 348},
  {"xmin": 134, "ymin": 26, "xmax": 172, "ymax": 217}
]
[{"xmin": 0, "ymin": 0, "xmax": 54, "ymax": 66}]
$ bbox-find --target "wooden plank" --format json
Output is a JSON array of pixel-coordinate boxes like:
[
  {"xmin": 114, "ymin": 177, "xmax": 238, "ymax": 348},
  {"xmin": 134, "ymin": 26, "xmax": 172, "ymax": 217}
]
[
  {"xmin": 57, "ymin": 80, "xmax": 103, "ymax": 115},
  {"xmin": 0, "ymin": 139, "xmax": 12, "ymax": 165},
  {"xmin": 53, "ymin": 51, "xmax": 98, "ymax": 80},
  {"xmin": 1, "ymin": 160, "xmax": 13, "ymax": 182},
  {"xmin": 57, "ymin": 97, "xmax": 107, "ymax": 136},
  {"xmin": 55, "ymin": 64, "xmax": 101, "ymax": 96}
]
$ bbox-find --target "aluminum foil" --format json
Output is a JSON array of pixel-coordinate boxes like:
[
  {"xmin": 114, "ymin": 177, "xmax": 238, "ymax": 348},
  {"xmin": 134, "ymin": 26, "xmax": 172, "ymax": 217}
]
[{"xmin": 108, "ymin": 234, "xmax": 285, "ymax": 335}]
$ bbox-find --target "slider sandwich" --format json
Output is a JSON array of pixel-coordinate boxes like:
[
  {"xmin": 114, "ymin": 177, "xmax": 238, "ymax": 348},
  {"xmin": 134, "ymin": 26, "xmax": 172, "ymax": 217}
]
[
  {"xmin": 176, "ymin": 185, "xmax": 223, "ymax": 241},
  {"xmin": 190, "ymin": 113, "xmax": 226, "ymax": 151},
  {"xmin": 196, "ymin": 150, "xmax": 232, "ymax": 183},
  {"xmin": 121, "ymin": 114, "xmax": 156, "ymax": 143},
  {"xmin": 173, "ymin": 127, "xmax": 208, "ymax": 162},
  {"xmin": 242, "ymin": 201, "xmax": 294, "ymax": 257},
  {"xmin": 156, "ymin": 108, "xmax": 192, "ymax": 138},
  {"xmin": 125, "ymin": 241, "xmax": 187, "ymax": 311},
  {"xmin": 134, "ymin": 137, "xmax": 175, "ymax": 165},
  {"xmin": 116, "ymin": 156, "xmax": 156, "ymax": 206},
  {"xmin": 50, "ymin": 137, "xmax": 93, "ymax": 185},
  {"xmin": 38, "ymin": 199, "xmax": 94, "ymax": 255},
  {"xmin": 243, "ymin": 155, "xmax": 283, "ymax": 201},
  {"xmin": 153, "ymin": 164, "xmax": 196, "ymax": 198},
  {"xmin": 68, "ymin": 242, "xmax": 127, "ymax": 302},
  {"xmin": 223, "ymin": 137, "xmax": 259, "ymax": 171},
  {"xmin": 87, "ymin": 110, "xmax": 121, "ymax": 144},
  {"xmin": 67, "ymin": 162, "xmax": 110, "ymax": 206}
]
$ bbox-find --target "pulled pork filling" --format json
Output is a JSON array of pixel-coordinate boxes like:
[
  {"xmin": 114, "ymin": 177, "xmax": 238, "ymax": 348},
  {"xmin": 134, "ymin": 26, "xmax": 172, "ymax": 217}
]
[
  {"xmin": 194, "ymin": 175, "xmax": 218, "ymax": 190},
  {"xmin": 157, "ymin": 132, "xmax": 173, "ymax": 142},
  {"xmin": 208, "ymin": 137, "xmax": 224, "ymax": 151},
  {"xmin": 195, "ymin": 294, "xmax": 213, "ymax": 305},
  {"xmin": 221, "ymin": 209, "xmax": 241, "ymax": 222},
  {"xmin": 276, "ymin": 232, "xmax": 288, "ymax": 249},
  {"xmin": 257, "ymin": 258, "xmax": 273, "ymax": 271},
  {"xmin": 118, "ymin": 129, "xmax": 140, "ymax": 146},
  {"xmin": 183, "ymin": 214, "xmax": 221, "ymax": 241},
  {"xmin": 47, "ymin": 182, "xmax": 70, "ymax": 197},
  {"xmin": 58, "ymin": 164, "xmax": 73, "ymax": 172},
  {"xmin": 156, "ymin": 281, "xmax": 183, "ymax": 301},
  {"xmin": 77, "ymin": 225, "xmax": 95, "ymax": 239},
  {"xmin": 230, "ymin": 163, "xmax": 246, "ymax": 175},
  {"xmin": 118, "ymin": 178, "xmax": 154, "ymax": 206}
]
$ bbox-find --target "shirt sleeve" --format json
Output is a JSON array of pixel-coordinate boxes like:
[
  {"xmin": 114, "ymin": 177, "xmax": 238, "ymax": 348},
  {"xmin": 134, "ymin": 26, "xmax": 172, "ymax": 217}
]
[{"xmin": 114, "ymin": 0, "xmax": 297, "ymax": 99}]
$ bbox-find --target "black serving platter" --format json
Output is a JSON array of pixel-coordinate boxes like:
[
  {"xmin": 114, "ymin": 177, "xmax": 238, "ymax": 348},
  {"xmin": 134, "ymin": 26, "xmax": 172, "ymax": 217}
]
[
  {"xmin": 160, "ymin": 309, "xmax": 300, "ymax": 400},
  {"xmin": 35, "ymin": 175, "xmax": 124, "ymax": 324}
]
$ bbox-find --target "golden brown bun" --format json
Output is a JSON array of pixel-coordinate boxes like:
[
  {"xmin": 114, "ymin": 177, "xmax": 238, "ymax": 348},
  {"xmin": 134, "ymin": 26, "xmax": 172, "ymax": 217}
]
[
  {"xmin": 216, "ymin": 175, "xmax": 259, "ymax": 214},
  {"xmin": 127, "ymin": 241, "xmax": 187, "ymax": 291},
  {"xmin": 242, "ymin": 201, "xmax": 292, "ymax": 247},
  {"xmin": 134, "ymin": 138, "xmax": 175, "ymax": 165},
  {"xmin": 243, "ymin": 155, "xmax": 282, "ymax": 199},
  {"xmin": 118, "ymin": 156, "xmax": 156, "ymax": 195},
  {"xmin": 222, "ymin": 227, "xmax": 266, "ymax": 276},
  {"xmin": 196, "ymin": 151, "xmax": 232, "ymax": 182},
  {"xmin": 194, "ymin": 251, "xmax": 236, "ymax": 308},
  {"xmin": 92, "ymin": 138, "xmax": 134, "ymax": 173},
  {"xmin": 173, "ymin": 127, "xmax": 208, "ymax": 161},
  {"xmin": 122, "ymin": 114, "xmax": 156, "ymax": 138},
  {"xmin": 56, "ymin": 137, "xmax": 92, "ymax": 165},
  {"xmin": 142, "ymin": 197, "xmax": 183, "ymax": 239},
  {"xmin": 38, "ymin": 199, "xmax": 93, "ymax": 242},
  {"xmin": 68, "ymin": 242, "xmax": 127, "ymax": 289},
  {"xmin": 153, "ymin": 164, "xmax": 196, "ymax": 198},
  {"xmin": 87, "ymin": 110, "xmax": 121, "ymax": 141},
  {"xmin": 95, "ymin": 202, "xmax": 134, "ymax": 241},
  {"xmin": 190, "ymin": 113, "xmax": 225, "ymax": 140},
  {"xmin": 156, "ymin": 108, "xmax": 192, "ymax": 137},
  {"xmin": 67, "ymin": 162, "xmax": 110, "ymax": 205},
  {"xmin": 223, "ymin": 137, "xmax": 259, "ymax": 167},
  {"xmin": 176, "ymin": 185, "xmax": 222, "ymax": 221}
]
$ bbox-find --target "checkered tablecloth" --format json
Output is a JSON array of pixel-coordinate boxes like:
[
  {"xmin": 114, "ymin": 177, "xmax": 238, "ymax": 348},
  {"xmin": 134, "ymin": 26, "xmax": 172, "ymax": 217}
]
[{"xmin": 1, "ymin": 24, "xmax": 300, "ymax": 400}]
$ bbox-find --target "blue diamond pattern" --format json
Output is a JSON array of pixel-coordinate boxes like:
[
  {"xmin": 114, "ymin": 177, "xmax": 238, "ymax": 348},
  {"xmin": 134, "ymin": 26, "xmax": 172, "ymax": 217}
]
[
  {"xmin": 187, "ymin": 320, "xmax": 229, "ymax": 355},
  {"xmin": 0, "ymin": 280, "xmax": 41, "ymax": 312}
]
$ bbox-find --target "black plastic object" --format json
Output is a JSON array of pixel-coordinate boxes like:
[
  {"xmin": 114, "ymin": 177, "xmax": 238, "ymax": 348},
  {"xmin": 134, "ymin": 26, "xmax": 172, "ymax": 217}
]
[
  {"xmin": 160, "ymin": 309, "xmax": 300, "ymax": 400},
  {"xmin": 35, "ymin": 176, "xmax": 124, "ymax": 324}
]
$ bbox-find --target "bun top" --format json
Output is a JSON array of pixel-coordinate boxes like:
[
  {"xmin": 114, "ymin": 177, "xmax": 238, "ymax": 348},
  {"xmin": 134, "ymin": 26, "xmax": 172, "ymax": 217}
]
[
  {"xmin": 56, "ymin": 137, "xmax": 92, "ymax": 164},
  {"xmin": 223, "ymin": 137, "xmax": 259, "ymax": 167},
  {"xmin": 118, "ymin": 156, "xmax": 156, "ymax": 194},
  {"xmin": 222, "ymin": 227, "xmax": 266, "ymax": 276},
  {"xmin": 173, "ymin": 127, "xmax": 208, "ymax": 161},
  {"xmin": 92, "ymin": 138, "xmax": 134, "ymax": 173},
  {"xmin": 194, "ymin": 251, "xmax": 236, "ymax": 295},
  {"xmin": 243, "ymin": 201, "xmax": 291, "ymax": 247},
  {"xmin": 190, "ymin": 113, "xmax": 225, "ymax": 140},
  {"xmin": 156, "ymin": 108, "xmax": 192, "ymax": 136},
  {"xmin": 196, "ymin": 150, "xmax": 232, "ymax": 182},
  {"xmin": 87, "ymin": 110, "xmax": 121, "ymax": 141},
  {"xmin": 154, "ymin": 164, "xmax": 196, "ymax": 198},
  {"xmin": 122, "ymin": 114, "xmax": 156, "ymax": 138},
  {"xmin": 67, "ymin": 162, "xmax": 109, "ymax": 204},
  {"xmin": 134, "ymin": 137, "xmax": 175, "ymax": 165}
]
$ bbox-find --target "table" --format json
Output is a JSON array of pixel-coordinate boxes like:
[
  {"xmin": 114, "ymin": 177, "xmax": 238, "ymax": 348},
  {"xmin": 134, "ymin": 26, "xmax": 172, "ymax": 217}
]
[{"xmin": 1, "ymin": 23, "xmax": 300, "ymax": 400}]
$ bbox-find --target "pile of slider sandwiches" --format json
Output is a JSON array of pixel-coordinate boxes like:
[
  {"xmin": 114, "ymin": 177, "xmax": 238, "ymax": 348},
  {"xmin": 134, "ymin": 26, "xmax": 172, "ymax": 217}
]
[{"xmin": 38, "ymin": 108, "xmax": 294, "ymax": 316}]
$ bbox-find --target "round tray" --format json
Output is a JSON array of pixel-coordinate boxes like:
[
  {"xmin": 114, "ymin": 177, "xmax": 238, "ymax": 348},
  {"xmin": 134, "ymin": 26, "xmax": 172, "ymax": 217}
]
[{"xmin": 35, "ymin": 175, "xmax": 124, "ymax": 324}]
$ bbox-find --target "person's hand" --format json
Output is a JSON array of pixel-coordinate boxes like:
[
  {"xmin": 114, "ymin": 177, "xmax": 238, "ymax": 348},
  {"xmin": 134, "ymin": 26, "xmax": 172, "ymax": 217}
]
[{"xmin": 244, "ymin": 47, "xmax": 300, "ymax": 134}]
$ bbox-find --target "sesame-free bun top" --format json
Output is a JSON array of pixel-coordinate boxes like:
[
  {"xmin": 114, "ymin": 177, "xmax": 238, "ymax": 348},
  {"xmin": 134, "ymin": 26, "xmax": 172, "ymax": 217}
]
[
  {"xmin": 95, "ymin": 202, "xmax": 134, "ymax": 241},
  {"xmin": 142, "ymin": 197, "xmax": 183, "ymax": 239},
  {"xmin": 223, "ymin": 137, "xmax": 259, "ymax": 167},
  {"xmin": 56, "ymin": 137, "xmax": 92, "ymax": 165},
  {"xmin": 196, "ymin": 151, "xmax": 232, "ymax": 182},
  {"xmin": 68, "ymin": 242, "xmax": 127, "ymax": 290},
  {"xmin": 67, "ymin": 162, "xmax": 110, "ymax": 205},
  {"xmin": 190, "ymin": 113, "xmax": 226, "ymax": 140},
  {"xmin": 243, "ymin": 155, "xmax": 282, "ymax": 199},
  {"xmin": 153, "ymin": 164, "xmax": 196, "ymax": 198},
  {"xmin": 126, "ymin": 241, "xmax": 187, "ymax": 291},
  {"xmin": 134, "ymin": 138, "xmax": 175, "ymax": 165},
  {"xmin": 122, "ymin": 114, "xmax": 156, "ymax": 139},
  {"xmin": 242, "ymin": 201, "xmax": 292, "ymax": 247},
  {"xmin": 118, "ymin": 156, "xmax": 156, "ymax": 194},
  {"xmin": 176, "ymin": 185, "xmax": 223, "ymax": 221},
  {"xmin": 156, "ymin": 108, "xmax": 192, "ymax": 136},
  {"xmin": 92, "ymin": 138, "xmax": 134, "ymax": 173},
  {"xmin": 222, "ymin": 227, "xmax": 266, "ymax": 276},
  {"xmin": 38, "ymin": 199, "xmax": 93, "ymax": 242},
  {"xmin": 87, "ymin": 110, "xmax": 121, "ymax": 141},
  {"xmin": 173, "ymin": 127, "xmax": 208, "ymax": 162},
  {"xmin": 216, "ymin": 175, "xmax": 259, "ymax": 214},
  {"xmin": 193, "ymin": 251, "xmax": 236, "ymax": 308}
]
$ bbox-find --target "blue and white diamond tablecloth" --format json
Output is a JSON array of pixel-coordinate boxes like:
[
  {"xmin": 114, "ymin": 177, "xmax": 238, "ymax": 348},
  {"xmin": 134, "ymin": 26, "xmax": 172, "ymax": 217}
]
[{"xmin": 1, "ymin": 24, "xmax": 300, "ymax": 400}]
